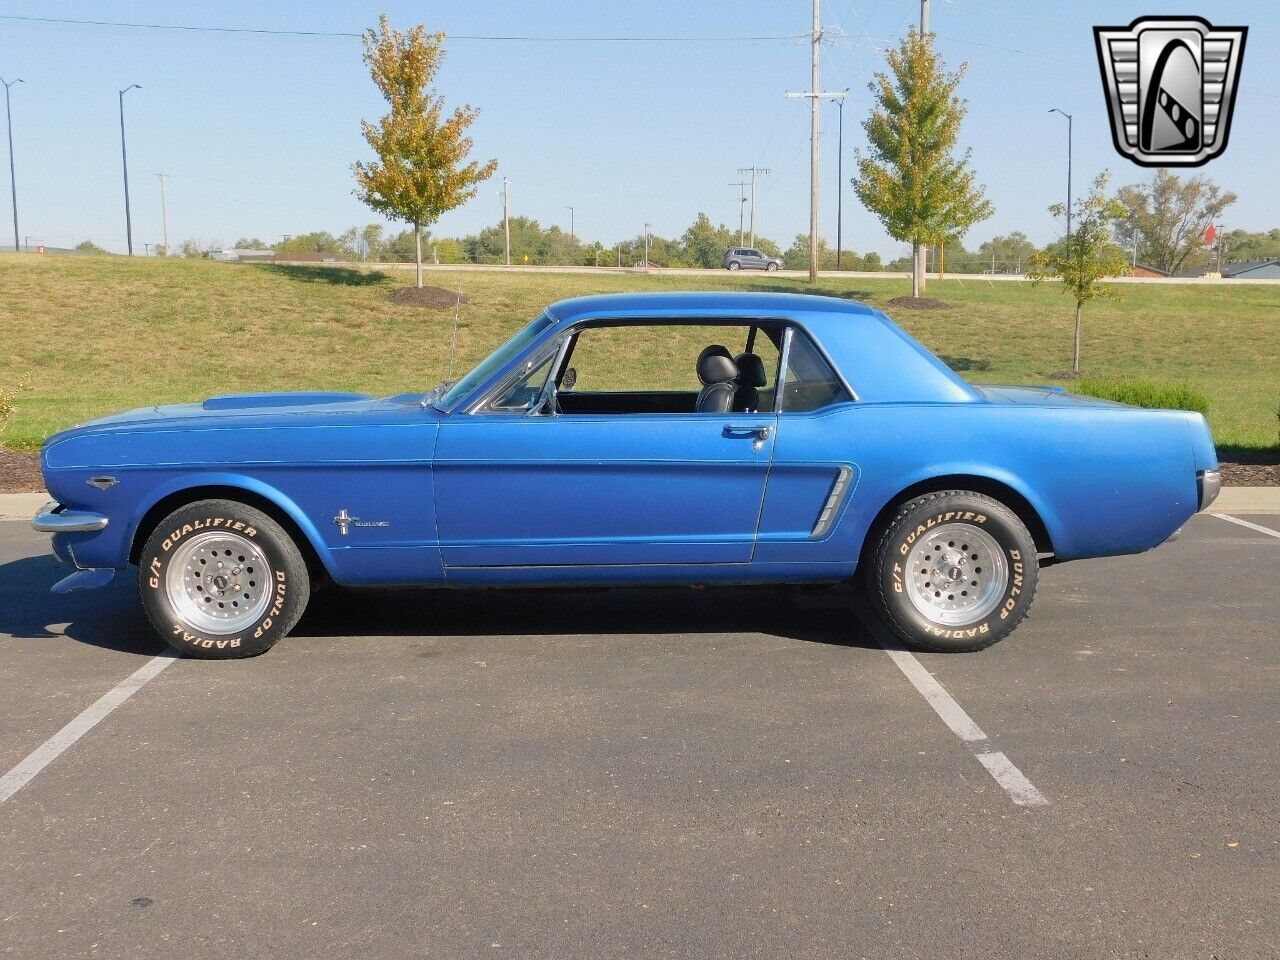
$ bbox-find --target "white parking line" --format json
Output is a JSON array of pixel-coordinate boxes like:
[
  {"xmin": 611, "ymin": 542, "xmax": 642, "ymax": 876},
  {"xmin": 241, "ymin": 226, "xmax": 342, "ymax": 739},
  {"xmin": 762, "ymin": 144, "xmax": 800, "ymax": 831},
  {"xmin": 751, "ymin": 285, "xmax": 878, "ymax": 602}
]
[
  {"xmin": 876, "ymin": 638, "xmax": 1049, "ymax": 808},
  {"xmin": 0, "ymin": 650, "xmax": 181, "ymax": 806},
  {"xmin": 1212, "ymin": 513, "xmax": 1280, "ymax": 540}
]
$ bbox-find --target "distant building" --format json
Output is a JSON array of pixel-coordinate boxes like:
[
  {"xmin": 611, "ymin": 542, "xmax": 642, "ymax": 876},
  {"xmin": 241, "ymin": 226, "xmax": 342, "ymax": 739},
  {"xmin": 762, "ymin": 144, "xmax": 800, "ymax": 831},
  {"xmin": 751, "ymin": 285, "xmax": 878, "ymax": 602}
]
[
  {"xmin": 1177, "ymin": 259, "xmax": 1280, "ymax": 280},
  {"xmin": 1130, "ymin": 263, "xmax": 1169, "ymax": 278}
]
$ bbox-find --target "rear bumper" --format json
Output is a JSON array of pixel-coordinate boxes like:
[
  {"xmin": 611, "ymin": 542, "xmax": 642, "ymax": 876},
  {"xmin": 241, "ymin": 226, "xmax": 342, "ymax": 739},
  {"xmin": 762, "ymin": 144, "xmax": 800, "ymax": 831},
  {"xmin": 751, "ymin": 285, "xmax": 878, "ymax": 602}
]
[
  {"xmin": 1197, "ymin": 469, "xmax": 1222, "ymax": 512},
  {"xmin": 32, "ymin": 501, "xmax": 110, "ymax": 533}
]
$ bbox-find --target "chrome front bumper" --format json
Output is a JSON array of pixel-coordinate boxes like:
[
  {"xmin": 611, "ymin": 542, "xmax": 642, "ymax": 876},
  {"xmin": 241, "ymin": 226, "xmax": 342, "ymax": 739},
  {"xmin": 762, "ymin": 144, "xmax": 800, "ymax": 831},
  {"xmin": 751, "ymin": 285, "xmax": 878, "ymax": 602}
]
[
  {"xmin": 1197, "ymin": 469, "xmax": 1222, "ymax": 512},
  {"xmin": 31, "ymin": 501, "xmax": 110, "ymax": 533}
]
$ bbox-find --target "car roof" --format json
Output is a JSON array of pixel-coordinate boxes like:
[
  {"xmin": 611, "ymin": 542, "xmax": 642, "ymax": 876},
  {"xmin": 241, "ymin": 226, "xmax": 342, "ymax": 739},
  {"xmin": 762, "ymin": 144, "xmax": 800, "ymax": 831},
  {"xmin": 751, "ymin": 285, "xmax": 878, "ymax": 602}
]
[{"xmin": 544, "ymin": 291, "xmax": 880, "ymax": 326}]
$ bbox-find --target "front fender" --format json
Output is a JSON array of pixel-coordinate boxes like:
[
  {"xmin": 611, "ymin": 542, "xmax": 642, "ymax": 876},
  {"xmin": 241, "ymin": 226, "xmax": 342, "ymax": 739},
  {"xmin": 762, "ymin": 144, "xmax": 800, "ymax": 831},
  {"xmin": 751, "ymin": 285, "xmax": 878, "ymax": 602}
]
[{"xmin": 125, "ymin": 472, "xmax": 339, "ymax": 578}]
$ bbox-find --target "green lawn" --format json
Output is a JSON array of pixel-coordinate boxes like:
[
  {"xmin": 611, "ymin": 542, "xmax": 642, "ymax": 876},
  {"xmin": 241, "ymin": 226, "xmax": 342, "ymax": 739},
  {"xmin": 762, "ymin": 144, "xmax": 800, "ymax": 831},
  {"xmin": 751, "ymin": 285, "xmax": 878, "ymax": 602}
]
[{"xmin": 1, "ymin": 253, "xmax": 1277, "ymax": 453}]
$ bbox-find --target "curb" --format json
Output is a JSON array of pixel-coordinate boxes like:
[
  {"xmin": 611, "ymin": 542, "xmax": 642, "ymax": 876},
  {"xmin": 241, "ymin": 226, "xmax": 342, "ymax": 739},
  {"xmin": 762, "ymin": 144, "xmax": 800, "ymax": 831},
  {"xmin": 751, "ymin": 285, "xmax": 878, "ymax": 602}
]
[
  {"xmin": 4, "ymin": 487, "xmax": 1280, "ymax": 523},
  {"xmin": 1213, "ymin": 487, "xmax": 1280, "ymax": 515},
  {"xmin": 0, "ymin": 492, "xmax": 49, "ymax": 521}
]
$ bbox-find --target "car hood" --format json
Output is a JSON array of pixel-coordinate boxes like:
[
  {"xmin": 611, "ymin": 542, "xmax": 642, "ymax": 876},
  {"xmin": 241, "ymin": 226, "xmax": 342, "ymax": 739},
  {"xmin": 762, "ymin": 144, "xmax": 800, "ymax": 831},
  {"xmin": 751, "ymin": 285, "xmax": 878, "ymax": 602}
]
[{"xmin": 46, "ymin": 391, "xmax": 433, "ymax": 441}]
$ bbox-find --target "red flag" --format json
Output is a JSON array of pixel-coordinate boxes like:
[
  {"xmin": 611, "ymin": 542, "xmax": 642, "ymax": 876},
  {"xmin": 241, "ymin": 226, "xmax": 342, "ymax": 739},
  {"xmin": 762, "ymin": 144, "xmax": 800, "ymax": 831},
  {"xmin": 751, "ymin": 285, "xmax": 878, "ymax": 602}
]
[{"xmin": 1205, "ymin": 223, "xmax": 1217, "ymax": 246}]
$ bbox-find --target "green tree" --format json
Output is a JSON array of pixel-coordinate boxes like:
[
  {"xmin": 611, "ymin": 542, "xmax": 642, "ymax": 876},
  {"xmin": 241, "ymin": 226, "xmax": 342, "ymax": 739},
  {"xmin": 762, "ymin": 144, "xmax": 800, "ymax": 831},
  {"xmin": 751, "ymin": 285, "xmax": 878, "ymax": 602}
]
[
  {"xmin": 353, "ymin": 16, "xmax": 497, "ymax": 287},
  {"xmin": 975, "ymin": 232, "xmax": 1038, "ymax": 274},
  {"xmin": 234, "ymin": 237, "xmax": 270, "ymax": 250},
  {"xmin": 1028, "ymin": 173, "xmax": 1131, "ymax": 373},
  {"xmin": 74, "ymin": 240, "xmax": 107, "ymax": 254},
  {"xmin": 1217, "ymin": 228, "xmax": 1280, "ymax": 264},
  {"xmin": 680, "ymin": 213, "xmax": 737, "ymax": 268},
  {"xmin": 854, "ymin": 29, "xmax": 992, "ymax": 297},
  {"xmin": 1114, "ymin": 169, "xmax": 1236, "ymax": 275},
  {"xmin": 274, "ymin": 231, "xmax": 344, "ymax": 255}
]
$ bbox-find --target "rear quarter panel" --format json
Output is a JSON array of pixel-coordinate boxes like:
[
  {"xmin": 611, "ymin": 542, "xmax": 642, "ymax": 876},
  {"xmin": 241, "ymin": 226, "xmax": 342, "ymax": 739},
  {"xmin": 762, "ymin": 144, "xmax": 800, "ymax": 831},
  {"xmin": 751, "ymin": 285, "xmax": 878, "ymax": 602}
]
[{"xmin": 799, "ymin": 402, "xmax": 1199, "ymax": 566}]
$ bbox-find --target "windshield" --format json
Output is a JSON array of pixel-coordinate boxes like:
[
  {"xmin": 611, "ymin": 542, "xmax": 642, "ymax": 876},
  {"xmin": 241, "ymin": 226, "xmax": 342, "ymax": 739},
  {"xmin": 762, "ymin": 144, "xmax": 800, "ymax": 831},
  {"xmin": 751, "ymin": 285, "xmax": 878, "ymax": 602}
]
[{"xmin": 438, "ymin": 313, "xmax": 555, "ymax": 409}]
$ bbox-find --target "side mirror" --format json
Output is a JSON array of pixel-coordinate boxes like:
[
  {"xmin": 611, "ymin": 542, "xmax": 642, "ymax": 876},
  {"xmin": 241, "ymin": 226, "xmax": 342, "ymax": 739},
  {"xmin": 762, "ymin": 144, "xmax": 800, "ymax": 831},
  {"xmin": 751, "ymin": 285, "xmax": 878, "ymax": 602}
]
[{"xmin": 561, "ymin": 367, "xmax": 577, "ymax": 391}]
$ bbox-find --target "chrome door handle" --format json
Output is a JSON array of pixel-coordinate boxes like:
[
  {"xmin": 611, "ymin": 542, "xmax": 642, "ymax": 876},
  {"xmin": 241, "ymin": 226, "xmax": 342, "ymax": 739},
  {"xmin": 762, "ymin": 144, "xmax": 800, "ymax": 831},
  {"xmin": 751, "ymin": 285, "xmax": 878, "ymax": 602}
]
[
  {"xmin": 723, "ymin": 424, "xmax": 771, "ymax": 441},
  {"xmin": 724, "ymin": 424, "xmax": 772, "ymax": 450}
]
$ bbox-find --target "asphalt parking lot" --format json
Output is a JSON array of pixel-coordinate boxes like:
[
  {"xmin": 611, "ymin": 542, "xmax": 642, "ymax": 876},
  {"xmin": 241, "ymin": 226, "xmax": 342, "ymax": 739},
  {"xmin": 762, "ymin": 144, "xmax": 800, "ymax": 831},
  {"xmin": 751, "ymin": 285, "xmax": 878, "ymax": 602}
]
[{"xmin": 1, "ymin": 513, "xmax": 1277, "ymax": 959}]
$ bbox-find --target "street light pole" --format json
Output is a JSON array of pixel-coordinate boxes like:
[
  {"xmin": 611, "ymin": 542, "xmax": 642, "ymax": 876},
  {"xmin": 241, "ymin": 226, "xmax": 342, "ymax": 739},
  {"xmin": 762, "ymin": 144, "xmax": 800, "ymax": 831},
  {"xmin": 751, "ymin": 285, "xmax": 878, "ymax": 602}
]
[
  {"xmin": 118, "ymin": 84, "xmax": 141, "ymax": 255},
  {"xmin": 1049, "ymin": 108, "xmax": 1073, "ymax": 235},
  {"xmin": 565, "ymin": 205, "xmax": 574, "ymax": 243},
  {"xmin": 2, "ymin": 76, "xmax": 23, "ymax": 252}
]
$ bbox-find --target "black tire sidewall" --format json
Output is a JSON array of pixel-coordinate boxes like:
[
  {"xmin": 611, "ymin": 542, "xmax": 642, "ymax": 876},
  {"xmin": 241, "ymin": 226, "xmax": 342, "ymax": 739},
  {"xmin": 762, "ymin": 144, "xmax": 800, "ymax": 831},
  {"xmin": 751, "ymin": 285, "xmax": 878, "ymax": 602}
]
[
  {"xmin": 138, "ymin": 500, "xmax": 310, "ymax": 658},
  {"xmin": 874, "ymin": 494, "xmax": 1037, "ymax": 652}
]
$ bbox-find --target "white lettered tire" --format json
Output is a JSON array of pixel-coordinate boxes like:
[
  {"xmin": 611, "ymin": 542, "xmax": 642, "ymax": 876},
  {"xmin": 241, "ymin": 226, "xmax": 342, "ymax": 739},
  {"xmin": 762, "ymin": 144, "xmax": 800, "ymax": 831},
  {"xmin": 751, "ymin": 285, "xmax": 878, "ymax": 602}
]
[
  {"xmin": 868, "ymin": 490, "xmax": 1038, "ymax": 652},
  {"xmin": 139, "ymin": 499, "xmax": 311, "ymax": 658}
]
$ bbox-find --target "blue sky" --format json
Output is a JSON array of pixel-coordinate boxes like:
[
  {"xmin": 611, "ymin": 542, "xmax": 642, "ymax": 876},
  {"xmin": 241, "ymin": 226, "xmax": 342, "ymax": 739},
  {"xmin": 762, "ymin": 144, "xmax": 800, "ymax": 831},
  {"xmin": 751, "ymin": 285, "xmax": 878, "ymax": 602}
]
[{"xmin": 0, "ymin": 1, "xmax": 1273, "ymax": 257}]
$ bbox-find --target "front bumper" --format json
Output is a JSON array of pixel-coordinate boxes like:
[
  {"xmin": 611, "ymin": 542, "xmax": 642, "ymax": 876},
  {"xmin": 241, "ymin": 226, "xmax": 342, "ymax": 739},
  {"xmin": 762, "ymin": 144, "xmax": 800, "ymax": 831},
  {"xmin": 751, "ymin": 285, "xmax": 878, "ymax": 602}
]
[
  {"xmin": 1197, "ymin": 469, "xmax": 1222, "ymax": 512},
  {"xmin": 31, "ymin": 501, "xmax": 110, "ymax": 533}
]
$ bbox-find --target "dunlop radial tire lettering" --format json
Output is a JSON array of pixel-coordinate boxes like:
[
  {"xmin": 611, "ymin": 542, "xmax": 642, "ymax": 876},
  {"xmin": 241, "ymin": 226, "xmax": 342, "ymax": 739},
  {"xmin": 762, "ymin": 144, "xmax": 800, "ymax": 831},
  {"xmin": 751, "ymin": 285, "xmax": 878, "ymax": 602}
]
[
  {"xmin": 138, "ymin": 499, "xmax": 311, "ymax": 659},
  {"xmin": 868, "ymin": 490, "xmax": 1038, "ymax": 653}
]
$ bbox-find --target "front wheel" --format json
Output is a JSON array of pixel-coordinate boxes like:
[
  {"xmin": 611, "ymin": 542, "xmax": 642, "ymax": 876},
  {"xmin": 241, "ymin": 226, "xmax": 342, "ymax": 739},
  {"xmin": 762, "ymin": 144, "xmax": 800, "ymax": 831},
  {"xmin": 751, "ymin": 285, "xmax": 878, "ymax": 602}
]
[
  {"xmin": 867, "ymin": 490, "xmax": 1038, "ymax": 652},
  {"xmin": 138, "ymin": 499, "xmax": 311, "ymax": 658},
  {"xmin": 766, "ymin": 262, "xmax": 779, "ymax": 271}
]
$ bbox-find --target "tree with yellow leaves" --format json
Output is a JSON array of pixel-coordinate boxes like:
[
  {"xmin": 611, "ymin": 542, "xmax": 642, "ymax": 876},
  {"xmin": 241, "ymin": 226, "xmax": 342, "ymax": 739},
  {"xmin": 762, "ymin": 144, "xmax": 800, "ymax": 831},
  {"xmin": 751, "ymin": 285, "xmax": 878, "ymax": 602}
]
[{"xmin": 354, "ymin": 16, "xmax": 497, "ymax": 288}]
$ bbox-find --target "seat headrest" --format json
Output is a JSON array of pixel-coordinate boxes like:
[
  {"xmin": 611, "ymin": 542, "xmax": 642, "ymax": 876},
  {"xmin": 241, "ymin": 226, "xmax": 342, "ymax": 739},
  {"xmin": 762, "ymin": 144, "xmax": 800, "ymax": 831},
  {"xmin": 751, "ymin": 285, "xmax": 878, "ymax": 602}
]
[
  {"xmin": 696, "ymin": 345, "xmax": 733, "ymax": 385},
  {"xmin": 697, "ymin": 351, "xmax": 739, "ymax": 386},
  {"xmin": 734, "ymin": 352, "xmax": 767, "ymax": 388}
]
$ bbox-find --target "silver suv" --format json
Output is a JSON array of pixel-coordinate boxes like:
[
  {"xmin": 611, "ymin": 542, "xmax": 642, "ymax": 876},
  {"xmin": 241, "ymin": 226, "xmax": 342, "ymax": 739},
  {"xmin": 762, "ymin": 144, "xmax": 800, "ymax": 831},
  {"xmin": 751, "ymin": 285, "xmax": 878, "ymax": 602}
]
[{"xmin": 722, "ymin": 247, "xmax": 782, "ymax": 271}]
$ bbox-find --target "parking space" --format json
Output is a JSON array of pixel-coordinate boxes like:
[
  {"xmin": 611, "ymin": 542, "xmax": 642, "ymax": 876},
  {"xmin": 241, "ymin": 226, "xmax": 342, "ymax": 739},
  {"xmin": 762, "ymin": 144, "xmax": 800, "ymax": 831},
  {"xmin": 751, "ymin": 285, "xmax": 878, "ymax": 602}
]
[{"xmin": 1, "ymin": 514, "xmax": 1277, "ymax": 959}]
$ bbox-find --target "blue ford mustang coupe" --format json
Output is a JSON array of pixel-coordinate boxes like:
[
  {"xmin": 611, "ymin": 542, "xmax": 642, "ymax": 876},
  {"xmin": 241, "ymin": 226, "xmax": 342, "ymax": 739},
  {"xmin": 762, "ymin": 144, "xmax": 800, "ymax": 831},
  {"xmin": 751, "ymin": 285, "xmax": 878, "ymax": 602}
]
[{"xmin": 34, "ymin": 292, "xmax": 1220, "ymax": 658}]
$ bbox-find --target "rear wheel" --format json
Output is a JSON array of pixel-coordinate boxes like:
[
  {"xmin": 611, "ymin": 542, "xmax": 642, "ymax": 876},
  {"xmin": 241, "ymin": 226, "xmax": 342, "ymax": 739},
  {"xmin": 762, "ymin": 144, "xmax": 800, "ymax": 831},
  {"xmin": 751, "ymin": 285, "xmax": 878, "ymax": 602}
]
[
  {"xmin": 867, "ymin": 490, "xmax": 1037, "ymax": 652},
  {"xmin": 138, "ymin": 499, "xmax": 311, "ymax": 658},
  {"xmin": 727, "ymin": 261, "xmax": 741, "ymax": 271}
]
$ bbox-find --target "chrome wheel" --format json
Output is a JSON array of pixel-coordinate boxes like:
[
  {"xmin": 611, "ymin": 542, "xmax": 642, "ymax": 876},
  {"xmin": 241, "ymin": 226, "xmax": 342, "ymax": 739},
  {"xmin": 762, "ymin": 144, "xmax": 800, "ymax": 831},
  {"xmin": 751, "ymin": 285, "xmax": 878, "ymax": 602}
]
[
  {"xmin": 903, "ymin": 523, "xmax": 1008, "ymax": 626},
  {"xmin": 165, "ymin": 531, "xmax": 273, "ymax": 635}
]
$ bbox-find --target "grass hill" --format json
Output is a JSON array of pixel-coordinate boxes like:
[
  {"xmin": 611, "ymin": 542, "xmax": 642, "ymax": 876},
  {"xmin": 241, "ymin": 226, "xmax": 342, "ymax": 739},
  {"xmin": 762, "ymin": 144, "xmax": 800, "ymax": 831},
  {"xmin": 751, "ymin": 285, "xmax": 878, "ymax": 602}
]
[{"xmin": 1, "ymin": 253, "xmax": 1276, "ymax": 453}]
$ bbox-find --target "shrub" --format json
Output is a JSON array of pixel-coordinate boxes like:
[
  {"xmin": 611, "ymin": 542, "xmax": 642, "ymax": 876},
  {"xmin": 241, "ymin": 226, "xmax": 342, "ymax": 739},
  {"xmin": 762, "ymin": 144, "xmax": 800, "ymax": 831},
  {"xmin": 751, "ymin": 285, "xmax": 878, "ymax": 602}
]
[
  {"xmin": 0, "ymin": 385, "xmax": 16, "ymax": 433},
  {"xmin": 1073, "ymin": 378, "xmax": 1209, "ymax": 415}
]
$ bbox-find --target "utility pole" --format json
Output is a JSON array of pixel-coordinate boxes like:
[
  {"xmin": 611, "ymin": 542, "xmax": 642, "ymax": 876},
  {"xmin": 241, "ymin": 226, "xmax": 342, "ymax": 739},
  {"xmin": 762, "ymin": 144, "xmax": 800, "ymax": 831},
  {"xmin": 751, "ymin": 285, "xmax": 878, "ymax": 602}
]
[
  {"xmin": 118, "ymin": 84, "xmax": 141, "ymax": 255},
  {"xmin": 730, "ymin": 181, "xmax": 749, "ymax": 246},
  {"xmin": 737, "ymin": 166, "xmax": 770, "ymax": 248},
  {"xmin": 1049, "ymin": 108, "xmax": 1073, "ymax": 235},
  {"xmin": 564, "ymin": 205, "xmax": 574, "ymax": 243},
  {"xmin": 829, "ymin": 90, "xmax": 849, "ymax": 270},
  {"xmin": 643, "ymin": 222, "xmax": 651, "ymax": 268},
  {"xmin": 154, "ymin": 172, "xmax": 170, "ymax": 255},
  {"xmin": 2, "ymin": 76, "xmax": 22, "ymax": 252},
  {"xmin": 501, "ymin": 177, "xmax": 511, "ymax": 266},
  {"xmin": 921, "ymin": 0, "xmax": 930, "ymax": 35},
  {"xmin": 787, "ymin": 0, "xmax": 840, "ymax": 284}
]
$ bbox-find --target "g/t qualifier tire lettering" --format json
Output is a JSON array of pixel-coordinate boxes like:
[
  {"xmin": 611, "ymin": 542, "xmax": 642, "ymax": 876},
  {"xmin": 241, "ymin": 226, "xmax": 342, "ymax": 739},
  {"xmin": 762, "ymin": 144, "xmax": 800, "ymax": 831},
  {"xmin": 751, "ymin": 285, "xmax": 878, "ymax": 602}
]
[
  {"xmin": 867, "ymin": 490, "xmax": 1039, "ymax": 653},
  {"xmin": 138, "ymin": 499, "xmax": 310, "ymax": 659}
]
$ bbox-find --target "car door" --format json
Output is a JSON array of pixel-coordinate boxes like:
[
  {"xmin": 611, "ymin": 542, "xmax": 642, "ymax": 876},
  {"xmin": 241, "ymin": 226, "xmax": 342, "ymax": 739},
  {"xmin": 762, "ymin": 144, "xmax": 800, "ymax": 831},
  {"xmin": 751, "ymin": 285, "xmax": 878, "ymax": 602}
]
[
  {"xmin": 432, "ymin": 325, "xmax": 778, "ymax": 568},
  {"xmin": 744, "ymin": 249, "xmax": 764, "ymax": 269}
]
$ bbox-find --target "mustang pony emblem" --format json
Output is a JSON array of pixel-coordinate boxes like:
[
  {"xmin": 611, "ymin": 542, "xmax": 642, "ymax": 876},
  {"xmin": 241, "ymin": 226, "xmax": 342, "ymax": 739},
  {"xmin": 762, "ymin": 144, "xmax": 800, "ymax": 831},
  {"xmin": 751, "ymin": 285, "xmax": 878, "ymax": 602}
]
[
  {"xmin": 1094, "ymin": 16, "xmax": 1247, "ymax": 167},
  {"xmin": 333, "ymin": 509, "xmax": 390, "ymax": 536}
]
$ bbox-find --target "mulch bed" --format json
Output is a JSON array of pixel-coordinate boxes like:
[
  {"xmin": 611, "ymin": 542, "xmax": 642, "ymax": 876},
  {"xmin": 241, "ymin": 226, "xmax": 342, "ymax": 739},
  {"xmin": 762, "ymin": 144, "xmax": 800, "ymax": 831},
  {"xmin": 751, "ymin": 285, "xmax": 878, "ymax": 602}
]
[
  {"xmin": 387, "ymin": 286, "xmax": 467, "ymax": 310},
  {"xmin": 1220, "ymin": 458, "xmax": 1280, "ymax": 486},
  {"xmin": 0, "ymin": 448, "xmax": 43, "ymax": 493},
  {"xmin": 3, "ymin": 443, "xmax": 1275, "ymax": 491},
  {"xmin": 887, "ymin": 296, "xmax": 951, "ymax": 310}
]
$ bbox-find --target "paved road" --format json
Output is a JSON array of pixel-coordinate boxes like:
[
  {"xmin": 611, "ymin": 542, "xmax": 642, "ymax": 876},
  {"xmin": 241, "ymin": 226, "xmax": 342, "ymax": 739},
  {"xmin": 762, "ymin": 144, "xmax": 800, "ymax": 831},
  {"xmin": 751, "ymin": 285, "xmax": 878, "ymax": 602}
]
[{"xmin": 1, "ymin": 515, "xmax": 1277, "ymax": 959}]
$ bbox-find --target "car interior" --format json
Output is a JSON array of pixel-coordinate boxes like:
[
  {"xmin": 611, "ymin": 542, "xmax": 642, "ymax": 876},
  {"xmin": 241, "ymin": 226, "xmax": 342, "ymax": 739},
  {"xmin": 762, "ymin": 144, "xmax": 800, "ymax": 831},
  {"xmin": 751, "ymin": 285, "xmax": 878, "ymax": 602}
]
[{"xmin": 487, "ymin": 321, "xmax": 849, "ymax": 416}]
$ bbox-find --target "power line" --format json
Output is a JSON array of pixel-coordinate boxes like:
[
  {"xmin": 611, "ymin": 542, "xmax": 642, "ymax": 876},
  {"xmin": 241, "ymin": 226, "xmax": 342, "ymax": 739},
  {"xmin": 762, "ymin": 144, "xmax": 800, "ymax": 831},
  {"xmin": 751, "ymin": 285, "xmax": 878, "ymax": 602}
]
[{"xmin": 0, "ymin": 14, "xmax": 804, "ymax": 43}]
